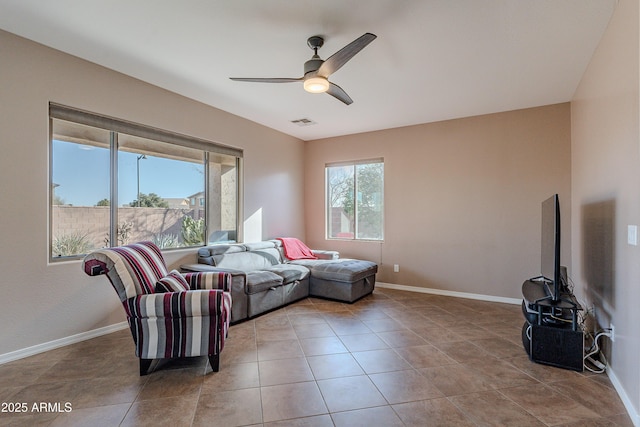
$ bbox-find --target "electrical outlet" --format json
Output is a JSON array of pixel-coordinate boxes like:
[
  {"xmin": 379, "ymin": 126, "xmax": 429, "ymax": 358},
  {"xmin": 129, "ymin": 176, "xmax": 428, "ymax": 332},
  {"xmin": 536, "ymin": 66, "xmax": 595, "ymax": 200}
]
[
  {"xmin": 610, "ymin": 324, "xmax": 615, "ymax": 342},
  {"xmin": 393, "ymin": 264, "xmax": 399, "ymax": 273}
]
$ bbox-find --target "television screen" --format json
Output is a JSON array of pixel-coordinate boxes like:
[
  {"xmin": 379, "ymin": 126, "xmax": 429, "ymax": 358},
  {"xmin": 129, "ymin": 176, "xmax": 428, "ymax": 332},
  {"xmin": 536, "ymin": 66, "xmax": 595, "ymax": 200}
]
[{"xmin": 541, "ymin": 194, "xmax": 561, "ymax": 301}]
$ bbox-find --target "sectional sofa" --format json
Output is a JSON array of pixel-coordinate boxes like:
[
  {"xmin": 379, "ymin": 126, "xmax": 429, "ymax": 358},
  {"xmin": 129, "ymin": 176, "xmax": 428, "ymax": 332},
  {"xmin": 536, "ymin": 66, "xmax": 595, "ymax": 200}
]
[{"xmin": 181, "ymin": 240, "xmax": 378, "ymax": 323}]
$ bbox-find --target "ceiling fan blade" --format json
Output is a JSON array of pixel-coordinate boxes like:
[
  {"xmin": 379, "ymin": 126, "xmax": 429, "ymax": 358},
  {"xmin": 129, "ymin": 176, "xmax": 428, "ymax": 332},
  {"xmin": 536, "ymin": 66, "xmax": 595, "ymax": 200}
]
[
  {"xmin": 316, "ymin": 33, "xmax": 377, "ymax": 78},
  {"xmin": 229, "ymin": 77, "xmax": 302, "ymax": 83},
  {"xmin": 326, "ymin": 82, "xmax": 353, "ymax": 105}
]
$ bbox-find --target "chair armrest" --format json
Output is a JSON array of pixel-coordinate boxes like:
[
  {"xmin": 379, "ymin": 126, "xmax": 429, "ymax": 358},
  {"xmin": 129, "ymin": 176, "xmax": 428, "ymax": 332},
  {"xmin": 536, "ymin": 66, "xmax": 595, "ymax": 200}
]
[
  {"xmin": 182, "ymin": 271, "xmax": 232, "ymax": 292},
  {"xmin": 123, "ymin": 290, "xmax": 232, "ymax": 319},
  {"xmin": 312, "ymin": 250, "xmax": 340, "ymax": 260}
]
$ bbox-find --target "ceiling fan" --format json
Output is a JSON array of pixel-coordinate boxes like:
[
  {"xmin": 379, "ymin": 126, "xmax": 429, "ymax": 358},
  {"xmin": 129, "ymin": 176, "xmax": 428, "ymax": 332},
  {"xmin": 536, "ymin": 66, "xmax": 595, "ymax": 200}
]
[{"xmin": 230, "ymin": 33, "xmax": 377, "ymax": 105}]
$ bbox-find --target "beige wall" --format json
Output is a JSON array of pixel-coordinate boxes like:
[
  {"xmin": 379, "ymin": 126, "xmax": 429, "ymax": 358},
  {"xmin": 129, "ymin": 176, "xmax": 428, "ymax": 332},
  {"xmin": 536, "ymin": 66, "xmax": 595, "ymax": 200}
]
[
  {"xmin": 305, "ymin": 104, "xmax": 572, "ymax": 300},
  {"xmin": 0, "ymin": 30, "xmax": 305, "ymax": 356},
  {"xmin": 571, "ymin": 0, "xmax": 640, "ymax": 420}
]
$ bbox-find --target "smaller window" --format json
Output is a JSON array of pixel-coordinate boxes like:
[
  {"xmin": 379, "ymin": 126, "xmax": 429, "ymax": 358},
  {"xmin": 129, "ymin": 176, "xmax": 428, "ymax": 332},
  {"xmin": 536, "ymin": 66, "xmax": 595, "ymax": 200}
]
[{"xmin": 326, "ymin": 159, "xmax": 384, "ymax": 240}]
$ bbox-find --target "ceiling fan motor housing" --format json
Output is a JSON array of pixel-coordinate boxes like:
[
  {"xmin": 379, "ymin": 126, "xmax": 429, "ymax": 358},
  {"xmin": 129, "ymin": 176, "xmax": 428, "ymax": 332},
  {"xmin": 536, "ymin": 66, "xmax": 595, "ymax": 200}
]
[
  {"xmin": 304, "ymin": 57, "xmax": 324, "ymax": 75},
  {"xmin": 304, "ymin": 36, "xmax": 325, "ymax": 76}
]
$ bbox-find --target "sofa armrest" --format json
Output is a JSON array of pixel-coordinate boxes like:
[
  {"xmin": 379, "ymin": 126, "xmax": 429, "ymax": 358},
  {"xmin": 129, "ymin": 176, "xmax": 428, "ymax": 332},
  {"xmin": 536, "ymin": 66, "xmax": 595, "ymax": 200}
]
[
  {"xmin": 181, "ymin": 263, "xmax": 244, "ymax": 275},
  {"xmin": 181, "ymin": 263, "xmax": 249, "ymax": 322},
  {"xmin": 312, "ymin": 250, "xmax": 340, "ymax": 260},
  {"xmin": 122, "ymin": 290, "xmax": 232, "ymax": 319},
  {"xmin": 182, "ymin": 271, "xmax": 232, "ymax": 292},
  {"xmin": 181, "ymin": 265, "xmax": 246, "ymax": 287}
]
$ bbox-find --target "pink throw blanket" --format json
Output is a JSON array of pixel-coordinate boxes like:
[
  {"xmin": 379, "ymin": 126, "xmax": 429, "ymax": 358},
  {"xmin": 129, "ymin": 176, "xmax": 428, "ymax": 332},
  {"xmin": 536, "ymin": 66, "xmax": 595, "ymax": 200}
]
[{"xmin": 277, "ymin": 237, "xmax": 318, "ymax": 260}]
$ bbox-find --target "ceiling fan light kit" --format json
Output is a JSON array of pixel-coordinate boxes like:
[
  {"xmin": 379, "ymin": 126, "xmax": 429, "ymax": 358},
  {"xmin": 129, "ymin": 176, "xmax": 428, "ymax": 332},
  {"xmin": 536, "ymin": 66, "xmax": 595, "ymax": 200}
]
[
  {"xmin": 303, "ymin": 76, "xmax": 329, "ymax": 93},
  {"xmin": 230, "ymin": 32, "xmax": 376, "ymax": 105}
]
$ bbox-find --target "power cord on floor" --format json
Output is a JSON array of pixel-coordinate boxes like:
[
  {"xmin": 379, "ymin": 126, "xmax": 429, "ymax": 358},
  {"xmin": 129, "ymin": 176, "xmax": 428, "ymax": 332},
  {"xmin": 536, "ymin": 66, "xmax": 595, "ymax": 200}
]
[
  {"xmin": 584, "ymin": 329, "xmax": 612, "ymax": 373},
  {"xmin": 574, "ymin": 300, "xmax": 612, "ymax": 373}
]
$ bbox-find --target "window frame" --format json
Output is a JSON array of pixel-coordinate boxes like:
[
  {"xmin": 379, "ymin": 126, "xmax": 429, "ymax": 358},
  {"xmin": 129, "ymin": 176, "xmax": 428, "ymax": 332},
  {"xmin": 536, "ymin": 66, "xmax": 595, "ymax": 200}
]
[
  {"xmin": 48, "ymin": 103, "xmax": 243, "ymax": 262},
  {"xmin": 325, "ymin": 158, "xmax": 384, "ymax": 242}
]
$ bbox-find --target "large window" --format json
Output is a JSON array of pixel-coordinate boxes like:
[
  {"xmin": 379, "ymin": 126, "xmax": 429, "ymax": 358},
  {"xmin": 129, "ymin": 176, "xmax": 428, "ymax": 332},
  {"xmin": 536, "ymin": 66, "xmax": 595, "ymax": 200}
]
[
  {"xmin": 49, "ymin": 104, "xmax": 241, "ymax": 260},
  {"xmin": 326, "ymin": 159, "xmax": 384, "ymax": 240}
]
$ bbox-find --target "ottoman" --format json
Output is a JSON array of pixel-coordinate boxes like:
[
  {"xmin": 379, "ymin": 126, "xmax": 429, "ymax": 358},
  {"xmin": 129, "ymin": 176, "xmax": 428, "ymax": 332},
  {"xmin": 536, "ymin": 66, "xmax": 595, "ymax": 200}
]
[{"xmin": 308, "ymin": 259, "xmax": 378, "ymax": 303}]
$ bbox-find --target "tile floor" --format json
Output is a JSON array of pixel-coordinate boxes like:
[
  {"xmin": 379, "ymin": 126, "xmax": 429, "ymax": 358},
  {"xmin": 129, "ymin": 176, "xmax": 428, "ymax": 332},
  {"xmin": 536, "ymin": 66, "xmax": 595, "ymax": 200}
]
[{"xmin": 0, "ymin": 288, "xmax": 633, "ymax": 427}]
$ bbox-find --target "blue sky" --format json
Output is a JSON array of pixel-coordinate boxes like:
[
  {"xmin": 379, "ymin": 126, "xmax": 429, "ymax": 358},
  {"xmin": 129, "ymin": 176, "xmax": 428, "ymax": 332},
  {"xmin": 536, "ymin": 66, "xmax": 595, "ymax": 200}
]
[{"xmin": 52, "ymin": 140, "xmax": 204, "ymax": 206}]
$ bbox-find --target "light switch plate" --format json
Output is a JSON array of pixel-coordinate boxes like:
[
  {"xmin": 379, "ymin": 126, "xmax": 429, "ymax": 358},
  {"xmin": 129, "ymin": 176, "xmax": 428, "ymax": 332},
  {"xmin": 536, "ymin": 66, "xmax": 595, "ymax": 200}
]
[{"xmin": 628, "ymin": 225, "xmax": 638, "ymax": 246}]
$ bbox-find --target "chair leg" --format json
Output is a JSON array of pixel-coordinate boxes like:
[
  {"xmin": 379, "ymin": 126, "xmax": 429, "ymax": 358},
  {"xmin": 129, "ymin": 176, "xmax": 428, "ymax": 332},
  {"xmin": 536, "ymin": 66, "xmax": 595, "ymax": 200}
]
[
  {"xmin": 208, "ymin": 354, "xmax": 220, "ymax": 372},
  {"xmin": 139, "ymin": 358, "xmax": 153, "ymax": 376}
]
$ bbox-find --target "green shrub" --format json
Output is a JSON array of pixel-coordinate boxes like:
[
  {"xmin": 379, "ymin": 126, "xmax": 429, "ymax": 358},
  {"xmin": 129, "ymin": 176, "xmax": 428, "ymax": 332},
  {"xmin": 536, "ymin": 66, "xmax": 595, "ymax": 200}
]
[
  {"xmin": 52, "ymin": 232, "xmax": 92, "ymax": 257},
  {"xmin": 152, "ymin": 233, "xmax": 180, "ymax": 249},
  {"xmin": 104, "ymin": 222, "xmax": 133, "ymax": 247},
  {"xmin": 182, "ymin": 216, "xmax": 205, "ymax": 246}
]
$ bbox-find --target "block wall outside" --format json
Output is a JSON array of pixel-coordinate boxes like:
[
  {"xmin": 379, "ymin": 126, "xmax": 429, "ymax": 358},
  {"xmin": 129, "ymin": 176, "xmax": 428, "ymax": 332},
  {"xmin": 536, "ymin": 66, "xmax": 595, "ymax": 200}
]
[{"xmin": 51, "ymin": 205, "xmax": 203, "ymax": 250}]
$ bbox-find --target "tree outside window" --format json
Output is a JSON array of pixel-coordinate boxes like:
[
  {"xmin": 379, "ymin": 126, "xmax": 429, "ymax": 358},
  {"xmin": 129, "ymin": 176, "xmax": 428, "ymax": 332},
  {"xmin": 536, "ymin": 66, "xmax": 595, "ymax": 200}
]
[{"xmin": 326, "ymin": 159, "xmax": 383, "ymax": 240}]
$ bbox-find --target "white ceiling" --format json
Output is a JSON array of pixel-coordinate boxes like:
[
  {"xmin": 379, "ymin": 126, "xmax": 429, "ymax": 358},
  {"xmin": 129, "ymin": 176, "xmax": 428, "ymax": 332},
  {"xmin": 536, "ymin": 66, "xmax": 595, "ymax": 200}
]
[{"xmin": 0, "ymin": 0, "xmax": 616, "ymax": 141}]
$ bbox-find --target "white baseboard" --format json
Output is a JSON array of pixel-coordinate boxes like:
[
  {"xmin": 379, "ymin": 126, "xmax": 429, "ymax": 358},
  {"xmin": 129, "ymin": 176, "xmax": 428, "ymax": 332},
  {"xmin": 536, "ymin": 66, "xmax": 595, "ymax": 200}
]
[
  {"xmin": 376, "ymin": 281, "xmax": 522, "ymax": 305},
  {"xmin": 607, "ymin": 367, "xmax": 640, "ymax": 427},
  {"xmin": 0, "ymin": 322, "xmax": 128, "ymax": 365}
]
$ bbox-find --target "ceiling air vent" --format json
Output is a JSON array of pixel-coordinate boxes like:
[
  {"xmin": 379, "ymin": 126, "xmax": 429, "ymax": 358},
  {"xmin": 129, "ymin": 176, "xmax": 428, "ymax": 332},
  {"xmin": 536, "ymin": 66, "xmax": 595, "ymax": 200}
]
[{"xmin": 290, "ymin": 118, "xmax": 316, "ymax": 126}]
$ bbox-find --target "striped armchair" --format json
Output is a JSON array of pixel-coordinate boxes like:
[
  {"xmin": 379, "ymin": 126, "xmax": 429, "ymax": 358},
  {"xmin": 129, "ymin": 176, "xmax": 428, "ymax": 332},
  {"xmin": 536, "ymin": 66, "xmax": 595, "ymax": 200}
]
[{"xmin": 82, "ymin": 241, "xmax": 232, "ymax": 375}]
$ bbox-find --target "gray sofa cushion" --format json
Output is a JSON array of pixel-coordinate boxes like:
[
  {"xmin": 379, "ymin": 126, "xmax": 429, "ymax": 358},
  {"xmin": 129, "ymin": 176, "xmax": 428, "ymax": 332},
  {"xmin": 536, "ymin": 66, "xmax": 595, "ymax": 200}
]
[
  {"xmin": 289, "ymin": 259, "xmax": 339, "ymax": 268},
  {"xmin": 310, "ymin": 259, "xmax": 378, "ymax": 283},
  {"xmin": 244, "ymin": 242, "xmax": 285, "ymax": 264},
  {"xmin": 244, "ymin": 241, "xmax": 278, "ymax": 251},
  {"xmin": 199, "ymin": 241, "xmax": 284, "ymax": 271},
  {"xmin": 245, "ymin": 271, "xmax": 283, "ymax": 294},
  {"xmin": 266, "ymin": 264, "xmax": 310, "ymax": 284},
  {"xmin": 213, "ymin": 251, "xmax": 280, "ymax": 271},
  {"xmin": 198, "ymin": 244, "xmax": 246, "ymax": 265}
]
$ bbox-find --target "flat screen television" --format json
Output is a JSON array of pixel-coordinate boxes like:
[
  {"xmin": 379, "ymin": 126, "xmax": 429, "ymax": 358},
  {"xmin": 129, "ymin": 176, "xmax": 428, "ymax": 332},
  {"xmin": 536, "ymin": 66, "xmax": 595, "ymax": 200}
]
[{"xmin": 541, "ymin": 194, "xmax": 561, "ymax": 302}]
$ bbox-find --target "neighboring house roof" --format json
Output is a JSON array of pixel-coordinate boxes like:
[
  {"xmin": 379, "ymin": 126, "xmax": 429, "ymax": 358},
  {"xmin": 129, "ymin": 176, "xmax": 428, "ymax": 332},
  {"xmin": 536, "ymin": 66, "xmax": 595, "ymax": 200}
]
[
  {"xmin": 187, "ymin": 191, "xmax": 205, "ymax": 199},
  {"xmin": 163, "ymin": 198, "xmax": 189, "ymax": 209}
]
